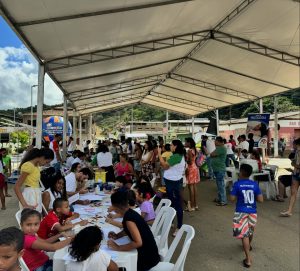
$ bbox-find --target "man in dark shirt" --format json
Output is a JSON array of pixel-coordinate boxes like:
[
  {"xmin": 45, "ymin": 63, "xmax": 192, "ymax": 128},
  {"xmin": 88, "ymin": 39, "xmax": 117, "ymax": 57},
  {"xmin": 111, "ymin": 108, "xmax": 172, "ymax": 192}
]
[{"xmin": 247, "ymin": 133, "xmax": 255, "ymax": 154}]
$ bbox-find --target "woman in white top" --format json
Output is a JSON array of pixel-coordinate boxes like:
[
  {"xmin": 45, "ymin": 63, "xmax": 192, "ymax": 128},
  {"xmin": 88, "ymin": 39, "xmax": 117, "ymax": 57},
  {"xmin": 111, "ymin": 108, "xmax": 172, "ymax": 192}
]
[
  {"xmin": 224, "ymin": 138, "xmax": 236, "ymax": 167},
  {"xmin": 141, "ymin": 141, "xmax": 154, "ymax": 179},
  {"xmin": 67, "ymin": 136, "xmax": 76, "ymax": 154},
  {"xmin": 42, "ymin": 173, "xmax": 66, "ymax": 211},
  {"xmin": 96, "ymin": 144, "xmax": 115, "ymax": 182},
  {"xmin": 158, "ymin": 140, "xmax": 186, "ymax": 237},
  {"xmin": 67, "ymin": 226, "xmax": 118, "ymax": 271}
]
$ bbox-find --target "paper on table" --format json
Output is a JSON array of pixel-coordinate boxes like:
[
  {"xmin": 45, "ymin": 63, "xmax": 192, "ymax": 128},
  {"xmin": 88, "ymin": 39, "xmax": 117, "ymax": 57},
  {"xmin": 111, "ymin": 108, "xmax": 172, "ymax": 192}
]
[
  {"xmin": 101, "ymin": 225, "xmax": 122, "ymax": 240},
  {"xmin": 68, "ymin": 193, "xmax": 79, "ymax": 205},
  {"xmin": 79, "ymin": 194, "xmax": 105, "ymax": 201},
  {"xmin": 114, "ymin": 236, "xmax": 131, "ymax": 246},
  {"xmin": 70, "ymin": 218, "xmax": 81, "ymax": 224}
]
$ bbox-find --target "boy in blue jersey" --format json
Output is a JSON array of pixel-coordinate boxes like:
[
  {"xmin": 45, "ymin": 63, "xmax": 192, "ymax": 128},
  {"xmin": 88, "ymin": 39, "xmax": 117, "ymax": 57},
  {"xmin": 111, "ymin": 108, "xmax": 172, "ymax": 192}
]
[{"xmin": 230, "ymin": 164, "xmax": 263, "ymax": 268}]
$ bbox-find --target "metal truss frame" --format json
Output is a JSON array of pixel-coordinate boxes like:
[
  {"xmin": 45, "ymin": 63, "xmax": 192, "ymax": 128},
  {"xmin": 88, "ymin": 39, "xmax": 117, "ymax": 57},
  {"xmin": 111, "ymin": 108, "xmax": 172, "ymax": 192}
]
[
  {"xmin": 212, "ymin": 31, "xmax": 300, "ymax": 66},
  {"xmin": 68, "ymin": 74, "xmax": 166, "ymax": 98},
  {"xmin": 46, "ymin": 31, "xmax": 208, "ymax": 71},
  {"xmin": 81, "ymin": 100, "xmax": 140, "ymax": 115},
  {"xmin": 17, "ymin": 0, "xmax": 193, "ymax": 27},
  {"xmin": 149, "ymin": 92, "xmax": 214, "ymax": 111},
  {"xmin": 45, "ymin": 28, "xmax": 298, "ymax": 72},
  {"xmin": 147, "ymin": 0, "xmax": 257, "ymax": 96},
  {"xmin": 160, "ymin": 84, "xmax": 234, "ymax": 105},
  {"xmin": 170, "ymin": 73, "xmax": 258, "ymax": 100},
  {"xmin": 72, "ymin": 85, "xmax": 154, "ymax": 102},
  {"xmin": 77, "ymin": 92, "xmax": 146, "ymax": 110},
  {"xmin": 188, "ymin": 57, "xmax": 291, "ymax": 89},
  {"xmin": 143, "ymin": 96, "xmax": 201, "ymax": 113},
  {"xmin": 60, "ymin": 58, "xmax": 181, "ymax": 84},
  {"xmin": 141, "ymin": 102, "xmax": 195, "ymax": 116}
]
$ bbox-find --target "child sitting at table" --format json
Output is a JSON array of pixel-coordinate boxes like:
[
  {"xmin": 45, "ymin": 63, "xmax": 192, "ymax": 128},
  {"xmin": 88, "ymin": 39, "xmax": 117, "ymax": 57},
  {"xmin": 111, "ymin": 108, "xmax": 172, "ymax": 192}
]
[
  {"xmin": 37, "ymin": 198, "xmax": 88, "ymax": 239},
  {"xmin": 20, "ymin": 208, "xmax": 73, "ymax": 271},
  {"xmin": 0, "ymin": 227, "xmax": 24, "ymax": 271},
  {"xmin": 107, "ymin": 191, "xmax": 160, "ymax": 271},
  {"xmin": 135, "ymin": 183, "xmax": 156, "ymax": 225},
  {"xmin": 67, "ymin": 226, "xmax": 118, "ymax": 271},
  {"xmin": 113, "ymin": 176, "xmax": 129, "ymax": 193},
  {"xmin": 106, "ymin": 190, "xmax": 137, "ymax": 228},
  {"xmin": 230, "ymin": 164, "xmax": 263, "ymax": 268}
]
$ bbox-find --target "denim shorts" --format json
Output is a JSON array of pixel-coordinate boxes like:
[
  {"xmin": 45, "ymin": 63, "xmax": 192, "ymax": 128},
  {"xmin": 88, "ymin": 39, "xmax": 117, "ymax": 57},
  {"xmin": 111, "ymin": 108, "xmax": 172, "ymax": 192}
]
[{"xmin": 292, "ymin": 173, "xmax": 300, "ymax": 182}]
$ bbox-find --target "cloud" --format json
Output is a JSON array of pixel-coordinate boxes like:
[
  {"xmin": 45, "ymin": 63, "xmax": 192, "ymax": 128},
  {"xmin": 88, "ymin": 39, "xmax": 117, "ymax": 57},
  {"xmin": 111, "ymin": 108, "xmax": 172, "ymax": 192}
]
[{"xmin": 0, "ymin": 46, "xmax": 63, "ymax": 109}]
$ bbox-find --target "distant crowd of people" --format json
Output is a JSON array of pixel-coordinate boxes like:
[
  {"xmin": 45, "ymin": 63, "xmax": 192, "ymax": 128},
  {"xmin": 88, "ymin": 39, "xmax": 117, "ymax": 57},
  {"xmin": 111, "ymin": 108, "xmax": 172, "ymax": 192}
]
[{"xmin": 0, "ymin": 133, "xmax": 299, "ymax": 270}]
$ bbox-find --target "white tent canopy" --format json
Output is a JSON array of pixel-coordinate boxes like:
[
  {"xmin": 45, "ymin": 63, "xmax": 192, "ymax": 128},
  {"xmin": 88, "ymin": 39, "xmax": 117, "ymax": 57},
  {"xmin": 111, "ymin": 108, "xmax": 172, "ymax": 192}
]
[{"xmin": 1, "ymin": 0, "xmax": 299, "ymax": 117}]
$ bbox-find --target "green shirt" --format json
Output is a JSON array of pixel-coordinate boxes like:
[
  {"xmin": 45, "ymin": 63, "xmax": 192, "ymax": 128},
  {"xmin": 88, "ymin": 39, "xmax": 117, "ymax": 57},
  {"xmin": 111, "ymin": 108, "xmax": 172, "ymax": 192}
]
[
  {"xmin": 167, "ymin": 153, "xmax": 183, "ymax": 166},
  {"xmin": 211, "ymin": 146, "xmax": 226, "ymax": 172},
  {"xmin": 2, "ymin": 155, "xmax": 11, "ymax": 174}
]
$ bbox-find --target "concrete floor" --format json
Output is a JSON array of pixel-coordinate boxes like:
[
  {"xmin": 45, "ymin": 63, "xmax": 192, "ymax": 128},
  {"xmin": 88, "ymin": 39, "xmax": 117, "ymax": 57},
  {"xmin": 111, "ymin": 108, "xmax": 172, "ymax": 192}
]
[{"xmin": 1, "ymin": 158, "xmax": 299, "ymax": 271}]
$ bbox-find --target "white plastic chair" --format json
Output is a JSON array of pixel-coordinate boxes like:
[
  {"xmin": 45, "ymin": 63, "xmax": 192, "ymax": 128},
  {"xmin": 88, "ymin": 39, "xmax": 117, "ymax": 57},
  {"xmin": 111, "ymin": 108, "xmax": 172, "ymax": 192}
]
[
  {"xmin": 15, "ymin": 210, "xmax": 22, "ymax": 228},
  {"xmin": 151, "ymin": 206, "xmax": 176, "ymax": 259},
  {"xmin": 19, "ymin": 257, "xmax": 30, "ymax": 271},
  {"xmin": 150, "ymin": 224, "xmax": 195, "ymax": 271},
  {"xmin": 155, "ymin": 198, "xmax": 171, "ymax": 215}
]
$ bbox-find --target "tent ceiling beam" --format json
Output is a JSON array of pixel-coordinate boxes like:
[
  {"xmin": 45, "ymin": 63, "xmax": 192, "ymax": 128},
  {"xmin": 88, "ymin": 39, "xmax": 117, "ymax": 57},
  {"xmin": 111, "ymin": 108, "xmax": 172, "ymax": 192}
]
[
  {"xmin": 17, "ymin": 0, "xmax": 193, "ymax": 27},
  {"xmin": 81, "ymin": 102, "xmax": 140, "ymax": 116},
  {"xmin": 77, "ymin": 92, "xmax": 146, "ymax": 110},
  {"xmin": 170, "ymin": 73, "xmax": 258, "ymax": 100},
  {"xmin": 68, "ymin": 74, "xmax": 166, "ymax": 97},
  {"xmin": 149, "ymin": 92, "xmax": 214, "ymax": 110},
  {"xmin": 60, "ymin": 58, "xmax": 181, "ymax": 84},
  {"xmin": 212, "ymin": 31, "xmax": 300, "ymax": 66},
  {"xmin": 143, "ymin": 97, "xmax": 200, "ymax": 113},
  {"xmin": 46, "ymin": 31, "xmax": 209, "ymax": 71},
  {"xmin": 147, "ymin": 0, "xmax": 256, "ymax": 96},
  {"xmin": 72, "ymin": 84, "xmax": 155, "ymax": 102},
  {"xmin": 188, "ymin": 57, "xmax": 291, "ymax": 89},
  {"xmin": 161, "ymin": 84, "xmax": 234, "ymax": 105},
  {"xmin": 141, "ymin": 102, "xmax": 194, "ymax": 116}
]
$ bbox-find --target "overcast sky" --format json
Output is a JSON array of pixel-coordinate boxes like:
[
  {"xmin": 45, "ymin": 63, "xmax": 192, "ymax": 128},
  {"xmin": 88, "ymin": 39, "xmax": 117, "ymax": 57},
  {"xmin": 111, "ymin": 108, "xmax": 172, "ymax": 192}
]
[{"xmin": 0, "ymin": 17, "xmax": 63, "ymax": 109}]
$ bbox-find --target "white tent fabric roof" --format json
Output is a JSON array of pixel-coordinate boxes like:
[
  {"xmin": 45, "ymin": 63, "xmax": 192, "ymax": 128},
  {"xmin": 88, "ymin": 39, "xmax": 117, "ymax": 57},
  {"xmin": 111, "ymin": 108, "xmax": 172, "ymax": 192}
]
[{"xmin": 1, "ymin": 0, "xmax": 299, "ymax": 116}]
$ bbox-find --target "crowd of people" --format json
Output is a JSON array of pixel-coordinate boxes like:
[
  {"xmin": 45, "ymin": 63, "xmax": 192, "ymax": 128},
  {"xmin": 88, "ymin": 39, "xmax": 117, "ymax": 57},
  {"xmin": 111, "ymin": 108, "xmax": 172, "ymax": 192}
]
[{"xmin": 0, "ymin": 133, "xmax": 299, "ymax": 271}]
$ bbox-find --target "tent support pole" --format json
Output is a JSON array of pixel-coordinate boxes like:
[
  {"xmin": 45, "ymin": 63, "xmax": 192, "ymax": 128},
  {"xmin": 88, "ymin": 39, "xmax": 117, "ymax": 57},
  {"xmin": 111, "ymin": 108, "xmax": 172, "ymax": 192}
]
[
  {"xmin": 79, "ymin": 115, "xmax": 82, "ymax": 151},
  {"xmin": 259, "ymin": 99, "xmax": 266, "ymax": 162},
  {"xmin": 89, "ymin": 114, "xmax": 93, "ymax": 141},
  {"xmin": 62, "ymin": 96, "xmax": 68, "ymax": 160},
  {"xmin": 36, "ymin": 64, "xmax": 44, "ymax": 148},
  {"xmin": 216, "ymin": 109, "xmax": 219, "ymax": 135},
  {"xmin": 73, "ymin": 110, "xmax": 77, "ymax": 150},
  {"xmin": 274, "ymin": 96, "xmax": 279, "ymax": 157},
  {"xmin": 192, "ymin": 117, "xmax": 195, "ymax": 138}
]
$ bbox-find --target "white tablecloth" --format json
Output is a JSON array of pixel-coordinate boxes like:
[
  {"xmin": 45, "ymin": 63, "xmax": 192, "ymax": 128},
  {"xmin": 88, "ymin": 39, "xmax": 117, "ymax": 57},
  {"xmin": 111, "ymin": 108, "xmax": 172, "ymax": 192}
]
[{"xmin": 53, "ymin": 194, "xmax": 138, "ymax": 271}]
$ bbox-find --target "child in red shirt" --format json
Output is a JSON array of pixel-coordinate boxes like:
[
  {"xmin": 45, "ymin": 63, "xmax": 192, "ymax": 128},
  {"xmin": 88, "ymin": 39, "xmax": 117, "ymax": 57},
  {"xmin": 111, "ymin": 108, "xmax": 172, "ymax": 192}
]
[
  {"xmin": 20, "ymin": 209, "xmax": 73, "ymax": 271},
  {"xmin": 37, "ymin": 198, "xmax": 87, "ymax": 239}
]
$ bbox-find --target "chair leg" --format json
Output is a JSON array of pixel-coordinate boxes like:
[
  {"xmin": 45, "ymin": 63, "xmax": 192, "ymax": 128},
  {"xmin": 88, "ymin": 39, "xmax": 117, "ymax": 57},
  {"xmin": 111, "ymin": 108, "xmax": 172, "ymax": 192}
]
[{"xmin": 265, "ymin": 182, "xmax": 270, "ymax": 199}]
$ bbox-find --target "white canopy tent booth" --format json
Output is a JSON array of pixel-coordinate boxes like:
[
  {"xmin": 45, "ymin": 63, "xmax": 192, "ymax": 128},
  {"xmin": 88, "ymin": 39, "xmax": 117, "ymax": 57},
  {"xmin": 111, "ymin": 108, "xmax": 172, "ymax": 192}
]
[{"xmin": 1, "ymin": 0, "xmax": 299, "ymax": 158}]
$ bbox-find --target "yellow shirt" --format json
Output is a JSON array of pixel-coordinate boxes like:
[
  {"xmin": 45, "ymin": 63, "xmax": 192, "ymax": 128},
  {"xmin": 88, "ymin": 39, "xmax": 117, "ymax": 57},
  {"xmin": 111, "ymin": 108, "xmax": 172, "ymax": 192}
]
[
  {"xmin": 21, "ymin": 161, "xmax": 40, "ymax": 188},
  {"xmin": 162, "ymin": 151, "xmax": 172, "ymax": 161}
]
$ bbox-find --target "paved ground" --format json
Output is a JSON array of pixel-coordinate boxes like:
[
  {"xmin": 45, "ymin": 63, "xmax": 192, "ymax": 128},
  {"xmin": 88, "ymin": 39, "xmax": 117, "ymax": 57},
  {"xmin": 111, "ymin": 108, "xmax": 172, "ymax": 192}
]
[{"xmin": 1, "ymin": 158, "xmax": 299, "ymax": 271}]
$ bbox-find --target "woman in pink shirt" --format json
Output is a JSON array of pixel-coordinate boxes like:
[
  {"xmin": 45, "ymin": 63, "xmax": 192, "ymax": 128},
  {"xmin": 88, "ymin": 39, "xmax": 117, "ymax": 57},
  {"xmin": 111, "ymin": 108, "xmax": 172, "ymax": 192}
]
[{"xmin": 114, "ymin": 154, "xmax": 134, "ymax": 184}]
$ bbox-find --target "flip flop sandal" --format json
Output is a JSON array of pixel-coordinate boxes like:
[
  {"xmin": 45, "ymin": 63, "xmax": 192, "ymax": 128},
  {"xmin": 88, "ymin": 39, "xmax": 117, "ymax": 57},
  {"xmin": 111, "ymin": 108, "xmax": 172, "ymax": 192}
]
[
  {"xmin": 272, "ymin": 196, "xmax": 284, "ymax": 202},
  {"xmin": 243, "ymin": 259, "xmax": 251, "ymax": 268},
  {"xmin": 216, "ymin": 202, "xmax": 227, "ymax": 206},
  {"xmin": 280, "ymin": 212, "xmax": 292, "ymax": 217}
]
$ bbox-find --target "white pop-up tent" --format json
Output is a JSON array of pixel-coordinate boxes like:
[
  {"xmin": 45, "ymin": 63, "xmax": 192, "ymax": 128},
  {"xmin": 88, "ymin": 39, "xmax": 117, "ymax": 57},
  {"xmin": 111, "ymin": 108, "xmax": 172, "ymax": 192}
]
[{"xmin": 0, "ymin": 0, "xmax": 299, "ymax": 148}]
